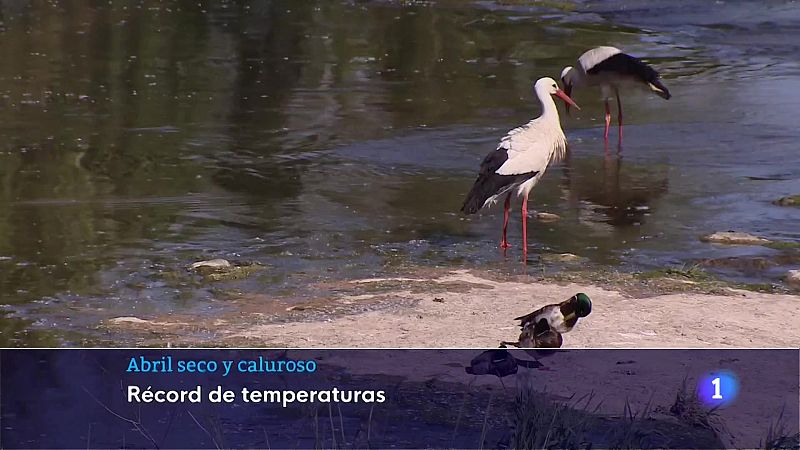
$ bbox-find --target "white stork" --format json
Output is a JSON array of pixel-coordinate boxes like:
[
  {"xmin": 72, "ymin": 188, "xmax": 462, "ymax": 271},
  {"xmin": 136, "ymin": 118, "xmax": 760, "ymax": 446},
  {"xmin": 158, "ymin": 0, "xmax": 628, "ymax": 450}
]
[
  {"xmin": 461, "ymin": 77, "xmax": 579, "ymax": 259},
  {"xmin": 560, "ymin": 46, "xmax": 671, "ymax": 145}
]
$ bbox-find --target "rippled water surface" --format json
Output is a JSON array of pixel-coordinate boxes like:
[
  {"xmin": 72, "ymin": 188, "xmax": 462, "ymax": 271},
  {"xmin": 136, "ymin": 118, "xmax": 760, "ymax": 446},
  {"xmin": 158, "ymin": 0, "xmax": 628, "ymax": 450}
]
[{"xmin": 1, "ymin": 0, "xmax": 799, "ymax": 345}]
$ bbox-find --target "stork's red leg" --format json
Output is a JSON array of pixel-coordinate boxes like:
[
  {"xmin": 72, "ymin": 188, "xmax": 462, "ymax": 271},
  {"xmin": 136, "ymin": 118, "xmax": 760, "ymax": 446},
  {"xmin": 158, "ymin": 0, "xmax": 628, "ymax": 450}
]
[
  {"xmin": 616, "ymin": 91, "xmax": 623, "ymax": 144},
  {"xmin": 604, "ymin": 99, "xmax": 611, "ymax": 144},
  {"xmin": 521, "ymin": 195, "xmax": 529, "ymax": 261},
  {"xmin": 500, "ymin": 193, "xmax": 511, "ymax": 249}
]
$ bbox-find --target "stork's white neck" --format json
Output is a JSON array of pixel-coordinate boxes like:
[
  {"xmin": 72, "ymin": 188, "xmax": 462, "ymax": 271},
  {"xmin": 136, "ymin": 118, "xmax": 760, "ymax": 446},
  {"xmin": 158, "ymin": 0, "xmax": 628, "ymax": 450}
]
[{"xmin": 534, "ymin": 87, "xmax": 561, "ymax": 124}]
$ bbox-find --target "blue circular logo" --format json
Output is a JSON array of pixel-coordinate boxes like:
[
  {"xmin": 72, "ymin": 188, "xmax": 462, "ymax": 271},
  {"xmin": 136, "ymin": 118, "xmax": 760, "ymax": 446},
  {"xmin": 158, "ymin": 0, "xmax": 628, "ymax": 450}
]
[{"xmin": 697, "ymin": 371, "xmax": 739, "ymax": 408}]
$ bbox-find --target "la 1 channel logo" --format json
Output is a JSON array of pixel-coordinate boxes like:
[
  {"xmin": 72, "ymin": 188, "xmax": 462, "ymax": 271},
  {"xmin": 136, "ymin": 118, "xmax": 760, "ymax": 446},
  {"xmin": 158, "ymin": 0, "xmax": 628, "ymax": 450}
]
[{"xmin": 697, "ymin": 371, "xmax": 739, "ymax": 407}]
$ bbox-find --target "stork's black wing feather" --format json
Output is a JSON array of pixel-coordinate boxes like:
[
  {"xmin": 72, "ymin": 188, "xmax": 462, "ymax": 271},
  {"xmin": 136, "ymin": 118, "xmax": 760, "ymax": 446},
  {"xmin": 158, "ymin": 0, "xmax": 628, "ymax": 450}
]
[
  {"xmin": 587, "ymin": 52, "xmax": 671, "ymax": 99},
  {"xmin": 586, "ymin": 52, "xmax": 658, "ymax": 80},
  {"xmin": 460, "ymin": 149, "xmax": 537, "ymax": 214},
  {"xmin": 477, "ymin": 147, "xmax": 509, "ymax": 177}
]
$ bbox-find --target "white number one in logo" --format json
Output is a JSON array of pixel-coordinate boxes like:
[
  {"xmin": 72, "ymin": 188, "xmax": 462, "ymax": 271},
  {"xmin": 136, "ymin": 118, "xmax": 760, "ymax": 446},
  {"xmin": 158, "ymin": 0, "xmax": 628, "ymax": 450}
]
[{"xmin": 711, "ymin": 377, "xmax": 723, "ymax": 399}]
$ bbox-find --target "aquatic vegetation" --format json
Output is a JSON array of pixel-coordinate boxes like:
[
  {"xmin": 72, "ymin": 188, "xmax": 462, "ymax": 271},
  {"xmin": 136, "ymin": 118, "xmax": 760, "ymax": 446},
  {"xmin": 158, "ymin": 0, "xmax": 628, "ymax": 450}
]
[
  {"xmin": 493, "ymin": 0, "xmax": 578, "ymax": 12},
  {"xmin": 651, "ymin": 264, "xmax": 712, "ymax": 281},
  {"xmin": 764, "ymin": 241, "xmax": 800, "ymax": 250}
]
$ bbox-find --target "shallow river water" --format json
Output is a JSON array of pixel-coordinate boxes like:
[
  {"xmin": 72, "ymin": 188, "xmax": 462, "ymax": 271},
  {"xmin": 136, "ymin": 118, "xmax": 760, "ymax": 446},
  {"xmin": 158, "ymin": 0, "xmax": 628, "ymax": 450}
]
[{"xmin": 0, "ymin": 0, "xmax": 799, "ymax": 345}]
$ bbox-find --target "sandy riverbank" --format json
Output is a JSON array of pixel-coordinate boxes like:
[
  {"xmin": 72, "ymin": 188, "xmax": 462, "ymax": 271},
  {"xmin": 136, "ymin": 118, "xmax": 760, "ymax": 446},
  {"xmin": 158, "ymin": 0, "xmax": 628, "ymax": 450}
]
[{"xmin": 107, "ymin": 269, "xmax": 800, "ymax": 348}]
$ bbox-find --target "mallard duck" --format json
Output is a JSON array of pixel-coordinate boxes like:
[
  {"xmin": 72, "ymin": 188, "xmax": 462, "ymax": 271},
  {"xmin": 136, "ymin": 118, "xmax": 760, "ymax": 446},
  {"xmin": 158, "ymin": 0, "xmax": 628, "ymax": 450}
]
[
  {"xmin": 515, "ymin": 293, "xmax": 591, "ymax": 334},
  {"xmin": 501, "ymin": 293, "xmax": 591, "ymax": 349}
]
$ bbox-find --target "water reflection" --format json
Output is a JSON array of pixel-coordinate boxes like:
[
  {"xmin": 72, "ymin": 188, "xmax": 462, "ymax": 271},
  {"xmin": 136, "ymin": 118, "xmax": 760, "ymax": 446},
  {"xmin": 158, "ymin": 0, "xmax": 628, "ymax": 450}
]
[{"xmin": 561, "ymin": 152, "xmax": 669, "ymax": 228}]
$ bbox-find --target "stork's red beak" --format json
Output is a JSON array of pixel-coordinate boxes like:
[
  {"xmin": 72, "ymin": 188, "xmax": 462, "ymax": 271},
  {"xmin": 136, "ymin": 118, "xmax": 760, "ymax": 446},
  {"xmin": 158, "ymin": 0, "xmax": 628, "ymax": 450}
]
[
  {"xmin": 555, "ymin": 88, "xmax": 579, "ymax": 111},
  {"xmin": 562, "ymin": 83, "xmax": 574, "ymax": 115}
]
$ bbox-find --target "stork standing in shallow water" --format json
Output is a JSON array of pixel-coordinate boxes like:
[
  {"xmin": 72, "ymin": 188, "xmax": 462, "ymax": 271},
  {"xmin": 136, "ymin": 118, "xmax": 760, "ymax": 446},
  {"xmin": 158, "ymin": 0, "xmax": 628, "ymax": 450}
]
[
  {"xmin": 560, "ymin": 46, "xmax": 671, "ymax": 146},
  {"xmin": 461, "ymin": 77, "xmax": 579, "ymax": 259}
]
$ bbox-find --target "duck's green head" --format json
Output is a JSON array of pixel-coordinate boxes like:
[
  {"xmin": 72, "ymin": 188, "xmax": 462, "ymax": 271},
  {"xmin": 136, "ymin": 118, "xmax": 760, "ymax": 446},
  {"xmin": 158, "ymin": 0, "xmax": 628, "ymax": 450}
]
[{"xmin": 574, "ymin": 293, "xmax": 592, "ymax": 318}]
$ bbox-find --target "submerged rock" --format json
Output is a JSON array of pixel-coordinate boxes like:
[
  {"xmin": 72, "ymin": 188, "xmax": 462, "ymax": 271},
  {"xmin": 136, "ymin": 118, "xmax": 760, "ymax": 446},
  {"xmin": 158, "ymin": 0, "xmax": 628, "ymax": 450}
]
[
  {"xmin": 786, "ymin": 270, "xmax": 800, "ymax": 287},
  {"xmin": 108, "ymin": 317, "xmax": 151, "ymax": 325},
  {"xmin": 190, "ymin": 259, "xmax": 232, "ymax": 271},
  {"xmin": 189, "ymin": 259, "xmax": 263, "ymax": 281},
  {"xmin": 536, "ymin": 212, "xmax": 561, "ymax": 222},
  {"xmin": 540, "ymin": 253, "xmax": 586, "ymax": 263},
  {"xmin": 773, "ymin": 195, "xmax": 800, "ymax": 207},
  {"xmin": 700, "ymin": 231, "xmax": 771, "ymax": 246}
]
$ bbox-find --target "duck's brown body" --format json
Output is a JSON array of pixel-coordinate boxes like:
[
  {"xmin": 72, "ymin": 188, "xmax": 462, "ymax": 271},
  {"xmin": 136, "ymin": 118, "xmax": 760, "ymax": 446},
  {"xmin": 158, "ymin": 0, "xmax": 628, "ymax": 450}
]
[{"xmin": 502, "ymin": 317, "xmax": 563, "ymax": 348}]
